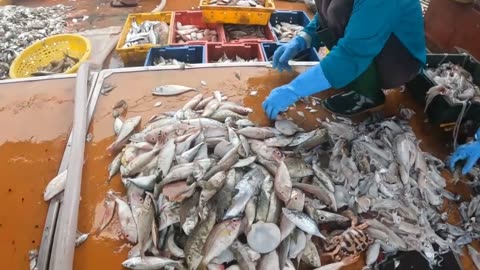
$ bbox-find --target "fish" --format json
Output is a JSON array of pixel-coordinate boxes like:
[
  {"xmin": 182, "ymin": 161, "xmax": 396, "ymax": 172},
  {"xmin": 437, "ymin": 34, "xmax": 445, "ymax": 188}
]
[
  {"xmin": 185, "ymin": 211, "xmax": 217, "ymax": 270},
  {"xmin": 282, "ymin": 208, "xmax": 325, "ymax": 239},
  {"xmin": 107, "ymin": 116, "xmax": 142, "ymax": 153},
  {"xmin": 279, "ymin": 189, "xmax": 305, "ymax": 240},
  {"xmin": 468, "ymin": 245, "xmax": 480, "ymax": 270},
  {"xmin": 121, "ymin": 256, "xmax": 179, "ymax": 269},
  {"xmin": 274, "ymin": 157, "xmax": 292, "ymax": 203},
  {"xmin": 152, "ymin": 85, "xmax": 197, "ymax": 96},
  {"xmin": 224, "ymin": 168, "xmax": 265, "ymax": 219},
  {"xmin": 95, "ymin": 196, "xmax": 116, "ymax": 236},
  {"xmin": 75, "ymin": 231, "xmax": 89, "ymax": 247},
  {"xmin": 257, "ymin": 250, "xmax": 280, "ymax": 270},
  {"xmin": 199, "ymin": 218, "xmax": 242, "ymax": 269},
  {"xmin": 313, "ymin": 256, "xmax": 359, "ymax": 270},
  {"xmin": 302, "ymin": 239, "xmax": 321, "ymax": 267},
  {"xmin": 136, "ymin": 194, "xmax": 155, "ymax": 258},
  {"xmin": 43, "ymin": 170, "xmax": 68, "ymax": 201},
  {"xmin": 112, "ymin": 194, "xmax": 138, "ymax": 243}
]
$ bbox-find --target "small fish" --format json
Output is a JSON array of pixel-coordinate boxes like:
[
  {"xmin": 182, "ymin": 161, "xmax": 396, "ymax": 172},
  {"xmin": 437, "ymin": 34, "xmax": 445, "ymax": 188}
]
[
  {"xmin": 282, "ymin": 208, "xmax": 325, "ymax": 239},
  {"xmin": 199, "ymin": 218, "xmax": 242, "ymax": 269},
  {"xmin": 122, "ymin": 256, "xmax": 179, "ymax": 269},
  {"xmin": 75, "ymin": 231, "xmax": 89, "ymax": 247},
  {"xmin": 154, "ymin": 101, "xmax": 162, "ymax": 107},
  {"xmin": 43, "ymin": 170, "xmax": 68, "ymax": 201},
  {"xmin": 152, "ymin": 85, "xmax": 197, "ymax": 96},
  {"xmin": 468, "ymin": 245, "xmax": 480, "ymax": 270}
]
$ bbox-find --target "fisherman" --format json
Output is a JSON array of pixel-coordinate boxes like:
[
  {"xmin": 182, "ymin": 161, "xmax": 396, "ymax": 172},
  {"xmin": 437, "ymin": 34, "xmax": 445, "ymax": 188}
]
[
  {"xmin": 263, "ymin": 0, "xmax": 426, "ymax": 119},
  {"xmin": 451, "ymin": 128, "xmax": 480, "ymax": 175}
]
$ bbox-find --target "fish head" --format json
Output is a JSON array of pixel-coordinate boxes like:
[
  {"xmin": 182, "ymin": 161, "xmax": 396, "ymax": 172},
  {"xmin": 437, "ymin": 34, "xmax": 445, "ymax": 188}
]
[{"xmin": 272, "ymin": 149, "xmax": 284, "ymax": 162}]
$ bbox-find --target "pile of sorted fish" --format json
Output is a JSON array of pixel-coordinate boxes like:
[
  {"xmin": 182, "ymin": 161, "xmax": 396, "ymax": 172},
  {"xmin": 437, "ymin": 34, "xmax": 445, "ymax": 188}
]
[
  {"xmin": 64, "ymin": 84, "xmax": 480, "ymax": 270},
  {"xmin": 153, "ymin": 56, "xmax": 184, "ymax": 66},
  {"xmin": 272, "ymin": 22, "xmax": 304, "ymax": 43},
  {"xmin": 224, "ymin": 24, "xmax": 267, "ymax": 42},
  {"xmin": 175, "ymin": 22, "xmax": 218, "ymax": 43},
  {"xmin": 32, "ymin": 53, "xmax": 79, "ymax": 76},
  {"xmin": 216, "ymin": 53, "xmax": 258, "ymax": 63},
  {"xmin": 206, "ymin": 0, "xmax": 265, "ymax": 7},
  {"xmin": 425, "ymin": 62, "xmax": 480, "ymax": 107},
  {"xmin": 123, "ymin": 19, "xmax": 169, "ymax": 48},
  {"xmin": 0, "ymin": 4, "xmax": 71, "ymax": 79}
]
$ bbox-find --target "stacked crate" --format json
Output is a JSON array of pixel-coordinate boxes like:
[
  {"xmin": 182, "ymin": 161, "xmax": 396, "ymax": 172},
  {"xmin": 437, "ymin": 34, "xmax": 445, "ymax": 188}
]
[{"xmin": 115, "ymin": 3, "xmax": 320, "ymax": 66}]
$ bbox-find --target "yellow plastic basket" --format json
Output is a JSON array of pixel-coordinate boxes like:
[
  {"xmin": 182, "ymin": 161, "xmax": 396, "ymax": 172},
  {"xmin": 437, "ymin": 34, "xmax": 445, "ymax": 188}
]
[
  {"xmin": 116, "ymin": 12, "xmax": 174, "ymax": 65},
  {"xmin": 9, "ymin": 34, "xmax": 91, "ymax": 79},
  {"xmin": 199, "ymin": 0, "xmax": 275, "ymax": 25}
]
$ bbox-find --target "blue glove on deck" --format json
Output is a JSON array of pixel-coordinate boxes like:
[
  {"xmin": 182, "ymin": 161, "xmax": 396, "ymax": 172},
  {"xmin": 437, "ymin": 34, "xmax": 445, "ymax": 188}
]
[
  {"xmin": 272, "ymin": 36, "xmax": 307, "ymax": 72},
  {"xmin": 450, "ymin": 128, "xmax": 480, "ymax": 175},
  {"xmin": 262, "ymin": 64, "xmax": 332, "ymax": 120}
]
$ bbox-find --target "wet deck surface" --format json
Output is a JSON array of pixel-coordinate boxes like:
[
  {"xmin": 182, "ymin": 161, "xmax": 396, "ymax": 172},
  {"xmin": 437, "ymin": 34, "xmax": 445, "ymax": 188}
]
[{"xmin": 0, "ymin": 78, "xmax": 74, "ymax": 269}]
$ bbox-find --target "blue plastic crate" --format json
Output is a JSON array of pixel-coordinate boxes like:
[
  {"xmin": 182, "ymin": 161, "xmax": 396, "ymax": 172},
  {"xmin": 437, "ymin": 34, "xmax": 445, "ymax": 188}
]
[
  {"xmin": 144, "ymin": 45, "xmax": 206, "ymax": 66},
  {"xmin": 269, "ymin": 11, "xmax": 311, "ymax": 43},
  {"xmin": 261, "ymin": 42, "xmax": 320, "ymax": 62}
]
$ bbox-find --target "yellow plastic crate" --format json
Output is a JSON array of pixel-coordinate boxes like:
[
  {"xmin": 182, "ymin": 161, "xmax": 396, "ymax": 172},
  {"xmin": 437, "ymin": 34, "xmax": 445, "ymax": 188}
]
[
  {"xmin": 116, "ymin": 12, "xmax": 174, "ymax": 65},
  {"xmin": 199, "ymin": 0, "xmax": 275, "ymax": 25}
]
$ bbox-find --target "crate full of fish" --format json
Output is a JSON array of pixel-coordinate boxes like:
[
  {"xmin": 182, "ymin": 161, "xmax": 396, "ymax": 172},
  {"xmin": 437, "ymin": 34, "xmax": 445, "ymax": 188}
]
[
  {"xmin": 270, "ymin": 10, "xmax": 311, "ymax": 43},
  {"xmin": 171, "ymin": 11, "xmax": 225, "ymax": 45},
  {"xmin": 206, "ymin": 43, "xmax": 264, "ymax": 63},
  {"xmin": 262, "ymin": 42, "xmax": 320, "ymax": 62},
  {"xmin": 223, "ymin": 24, "xmax": 277, "ymax": 43},
  {"xmin": 199, "ymin": 0, "xmax": 275, "ymax": 25},
  {"xmin": 406, "ymin": 53, "xmax": 480, "ymax": 125},
  {"xmin": 144, "ymin": 45, "xmax": 206, "ymax": 66},
  {"xmin": 116, "ymin": 12, "xmax": 174, "ymax": 65}
]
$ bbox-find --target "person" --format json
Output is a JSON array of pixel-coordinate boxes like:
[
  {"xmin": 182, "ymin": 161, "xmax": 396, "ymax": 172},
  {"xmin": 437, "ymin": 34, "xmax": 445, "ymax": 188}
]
[
  {"xmin": 262, "ymin": 0, "xmax": 427, "ymax": 119},
  {"xmin": 450, "ymin": 128, "xmax": 480, "ymax": 175},
  {"xmin": 111, "ymin": 0, "xmax": 138, "ymax": 7}
]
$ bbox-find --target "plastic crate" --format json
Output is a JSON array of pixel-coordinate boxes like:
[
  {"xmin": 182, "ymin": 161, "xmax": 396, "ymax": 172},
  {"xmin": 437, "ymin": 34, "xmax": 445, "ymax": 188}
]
[
  {"xmin": 144, "ymin": 45, "xmax": 206, "ymax": 66},
  {"xmin": 223, "ymin": 24, "xmax": 277, "ymax": 43},
  {"xmin": 261, "ymin": 42, "xmax": 320, "ymax": 62},
  {"xmin": 171, "ymin": 11, "xmax": 225, "ymax": 45},
  {"xmin": 406, "ymin": 53, "xmax": 480, "ymax": 125},
  {"xmin": 199, "ymin": 0, "xmax": 275, "ymax": 25},
  {"xmin": 269, "ymin": 11, "xmax": 311, "ymax": 43},
  {"xmin": 206, "ymin": 43, "xmax": 265, "ymax": 63},
  {"xmin": 116, "ymin": 12, "xmax": 174, "ymax": 65}
]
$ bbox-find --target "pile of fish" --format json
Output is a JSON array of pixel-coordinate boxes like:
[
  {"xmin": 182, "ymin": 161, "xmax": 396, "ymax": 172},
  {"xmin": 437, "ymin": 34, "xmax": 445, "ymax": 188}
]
[
  {"xmin": 224, "ymin": 24, "xmax": 267, "ymax": 42},
  {"xmin": 0, "ymin": 4, "xmax": 71, "ymax": 79},
  {"xmin": 60, "ymin": 85, "xmax": 480, "ymax": 270},
  {"xmin": 425, "ymin": 62, "xmax": 480, "ymax": 107},
  {"xmin": 32, "ymin": 53, "xmax": 79, "ymax": 76},
  {"xmin": 206, "ymin": 0, "xmax": 265, "ymax": 7},
  {"xmin": 123, "ymin": 19, "xmax": 169, "ymax": 48},
  {"xmin": 272, "ymin": 23, "xmax": 304, "ymax": 43},
  {"xmin": 216, "ymin": 53, "xmax": 258, "ymax": 63},
  {"xmin": 175, "ymin": 22, "xmax": 218, "ymax": 43},
  {"xmin": 153, "ymin": 56, "xmax": 184, "ymax": 66}
]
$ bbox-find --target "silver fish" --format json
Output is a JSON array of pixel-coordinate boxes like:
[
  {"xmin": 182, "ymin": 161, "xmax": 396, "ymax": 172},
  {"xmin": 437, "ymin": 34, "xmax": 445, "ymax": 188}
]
[
  {"xmin": 282, "ymin": 208, "xmax": 325, "ymax": 239},
  {"xmin": 152, "ymin": 85, "xmax": 197, "ymax": 96}
]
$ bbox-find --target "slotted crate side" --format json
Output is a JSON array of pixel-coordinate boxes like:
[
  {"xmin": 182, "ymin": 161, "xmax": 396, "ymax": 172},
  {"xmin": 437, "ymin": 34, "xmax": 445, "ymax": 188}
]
[
  {"xmin": 170, "ymin": 10, "xmax": 226, "ymax": 45},
  {"xmin": 116, "ymin": 12, "xmax": 174, "ymax": 65},
  {"xmin": 261, "ymin": 42, "xmax": 320, "ymax": 62},
  {"xmin": 206, "ymin": 43, "xmax": 265, "ymax": 63},
  {"xmin": 144, "ymin": 45, "xmax": 206, "ymax": 66},
  {"xmin": 199, "ymin": 0, "xmax": 275, "ymax": 25}
]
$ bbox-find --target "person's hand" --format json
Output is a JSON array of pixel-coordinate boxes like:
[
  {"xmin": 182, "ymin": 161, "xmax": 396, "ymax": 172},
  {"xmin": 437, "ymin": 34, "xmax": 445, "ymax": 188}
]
[
  {"xmin": 262, "ymin": 64, "xmax": 332, "ymax": 120},
  {"xmin": 450, "ymin": 140, "xmax": 480, "ymax": 175},
  {"xmin": 272, "ymin": 36, "xmax": 307, "ymax": 72},
  {"xmin": 262, "ymin": 85, "xmax": 300, "ymax": 120}
]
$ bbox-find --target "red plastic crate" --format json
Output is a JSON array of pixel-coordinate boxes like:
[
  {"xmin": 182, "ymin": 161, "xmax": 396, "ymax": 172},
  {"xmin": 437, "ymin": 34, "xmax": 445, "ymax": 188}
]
[
  {"xmin": 171, "ymin": 11, "xmax": 225, "ymax": 45},
  {"xmin": 206, "ymin": 43, "xmax": 265, "ymax": 63},
  {"xmin": 222, "ymin": 23, "xmax": 277, "ymax": 43}
]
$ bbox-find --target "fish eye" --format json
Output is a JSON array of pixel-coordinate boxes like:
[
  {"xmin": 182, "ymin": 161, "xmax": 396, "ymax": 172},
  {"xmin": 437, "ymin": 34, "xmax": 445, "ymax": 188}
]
[{"xmin": 320, "ymin": 216, "xmax": 326, "ymax": 220}]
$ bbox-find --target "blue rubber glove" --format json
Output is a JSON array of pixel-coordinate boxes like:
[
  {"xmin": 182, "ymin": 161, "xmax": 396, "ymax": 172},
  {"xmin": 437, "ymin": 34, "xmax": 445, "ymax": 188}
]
[
  {"xmin": 450, "ymin": 128, "xmax": 480, "ymax": 175},
  {"xmin": 272, "ymin": 36, "xmax": 307, "ymax": 72},
  {"xmin": 262, "ymin": 64, "xmax": 332, "ymax": 120}
]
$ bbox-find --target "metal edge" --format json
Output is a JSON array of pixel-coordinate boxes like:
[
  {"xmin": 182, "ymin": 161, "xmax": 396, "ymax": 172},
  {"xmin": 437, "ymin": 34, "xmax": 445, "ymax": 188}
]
[
  {"xmin": 37, "ymin": 71, "xmax": 99, "ymax": 270},
  {"xmin": 0, "ymin": 74, "xmax": 77, "ymax": 84},
  {"xmin": 89, "ymin": 61, "xmax": 318, "ymax": 76}
]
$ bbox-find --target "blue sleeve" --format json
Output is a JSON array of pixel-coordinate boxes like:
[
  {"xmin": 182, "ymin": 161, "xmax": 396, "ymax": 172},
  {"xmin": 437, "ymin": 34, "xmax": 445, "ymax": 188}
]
[
  {"xmin": 302, "ymin": 13, "xmax": 322, "ymax": 49},
  {"xmin": 320, "ymin": 0, "xmax": 399, "ymax": 88}
]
